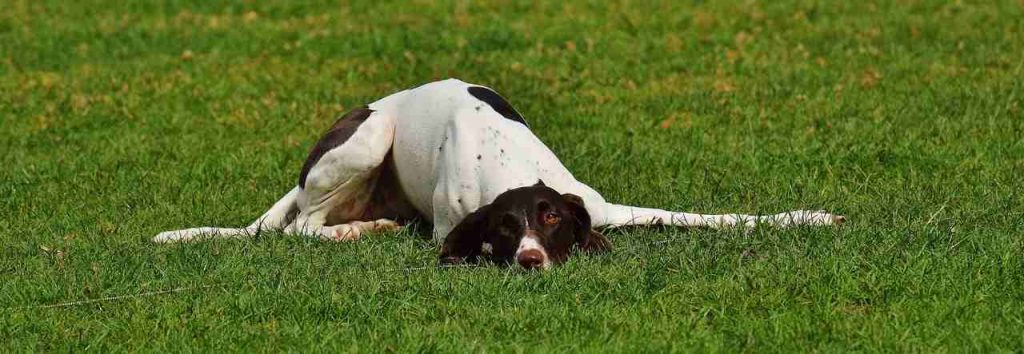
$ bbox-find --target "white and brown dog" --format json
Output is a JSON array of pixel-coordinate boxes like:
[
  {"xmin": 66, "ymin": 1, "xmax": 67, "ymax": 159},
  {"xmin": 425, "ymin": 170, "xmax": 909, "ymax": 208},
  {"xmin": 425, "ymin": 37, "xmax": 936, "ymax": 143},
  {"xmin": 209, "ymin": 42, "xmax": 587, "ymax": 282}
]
[{"xmin": 154, "ymin": 79, "xmax": 844, "ymax": 269}]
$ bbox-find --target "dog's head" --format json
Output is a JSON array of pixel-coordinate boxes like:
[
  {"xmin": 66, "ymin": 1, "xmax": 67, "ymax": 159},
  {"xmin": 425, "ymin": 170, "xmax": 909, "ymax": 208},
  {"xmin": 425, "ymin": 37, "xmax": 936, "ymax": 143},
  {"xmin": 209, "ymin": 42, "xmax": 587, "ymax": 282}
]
[{"xmin": 439, "ymin": 181, "xmax": 612, "ymax": 269}]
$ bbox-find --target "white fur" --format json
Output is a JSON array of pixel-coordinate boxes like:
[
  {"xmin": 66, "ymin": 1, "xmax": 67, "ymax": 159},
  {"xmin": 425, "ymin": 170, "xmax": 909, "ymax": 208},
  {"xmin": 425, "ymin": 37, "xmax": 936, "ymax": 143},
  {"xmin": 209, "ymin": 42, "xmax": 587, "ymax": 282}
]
[{"xmin": 154, "ymin": 78, "xmax": 844, "ymax": 243}]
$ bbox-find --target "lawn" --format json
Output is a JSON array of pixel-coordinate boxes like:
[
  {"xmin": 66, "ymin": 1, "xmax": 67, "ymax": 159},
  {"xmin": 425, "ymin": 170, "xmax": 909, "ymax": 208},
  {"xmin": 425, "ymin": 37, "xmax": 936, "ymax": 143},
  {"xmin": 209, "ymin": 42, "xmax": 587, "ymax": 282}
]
[{"xmin": 2, "ymin": 0, "xmax": 1023, "ymax": 351}]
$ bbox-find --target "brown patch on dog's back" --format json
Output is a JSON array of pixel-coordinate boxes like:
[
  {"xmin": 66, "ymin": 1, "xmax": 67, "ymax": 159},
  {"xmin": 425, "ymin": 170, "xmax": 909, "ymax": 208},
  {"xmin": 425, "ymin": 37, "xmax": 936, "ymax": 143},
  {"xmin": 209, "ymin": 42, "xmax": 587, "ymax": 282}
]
[{"xmin": 298, "ymin": 106, "xmax": 373, "ymax": 188}]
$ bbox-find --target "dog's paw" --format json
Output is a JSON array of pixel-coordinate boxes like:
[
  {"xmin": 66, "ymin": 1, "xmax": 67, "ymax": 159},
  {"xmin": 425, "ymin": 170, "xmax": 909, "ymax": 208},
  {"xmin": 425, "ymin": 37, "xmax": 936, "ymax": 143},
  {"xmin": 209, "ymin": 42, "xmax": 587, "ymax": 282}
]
[
  {"xmin": 768, "ymin": 210, "xmax": 846, "ymax": 227},
  {"xmin": 324, "ymin": 219, "xmax": 404, "ymax": 241},
  {"xmin": 372, "ymin": 219, "xmax": 403, "ymax": 232},
  {"xmin": 325, "ymin": 224, "xmax": 361, "ymax": 241}
]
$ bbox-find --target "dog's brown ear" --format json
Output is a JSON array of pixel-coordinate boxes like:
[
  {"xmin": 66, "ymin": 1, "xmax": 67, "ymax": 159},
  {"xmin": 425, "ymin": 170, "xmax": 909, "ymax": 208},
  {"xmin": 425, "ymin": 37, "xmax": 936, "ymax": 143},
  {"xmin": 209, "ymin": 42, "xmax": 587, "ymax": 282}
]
[
  {"xmin": 562, "ymin": 193, "xmax": 612, "ymax": 253},
  {"xmin": 439, "ymin": 204, "xmax": 492, "ymax": 264}
]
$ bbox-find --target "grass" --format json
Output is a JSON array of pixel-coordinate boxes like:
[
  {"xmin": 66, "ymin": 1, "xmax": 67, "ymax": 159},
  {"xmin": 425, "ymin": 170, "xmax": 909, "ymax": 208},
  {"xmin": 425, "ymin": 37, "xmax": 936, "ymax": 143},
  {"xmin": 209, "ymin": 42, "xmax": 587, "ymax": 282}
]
[{"xmin": 2, "ymin": 0, "xmax": 1023, "ymax": 351}]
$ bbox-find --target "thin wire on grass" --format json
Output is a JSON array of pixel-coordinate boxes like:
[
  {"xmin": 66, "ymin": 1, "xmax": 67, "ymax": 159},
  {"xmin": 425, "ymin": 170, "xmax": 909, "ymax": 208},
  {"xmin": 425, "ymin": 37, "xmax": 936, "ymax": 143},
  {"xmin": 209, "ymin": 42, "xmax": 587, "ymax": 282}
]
[
  {"xmin": 2, "ymin": 283, "xmax": 225, "ymax": 311},
  {"xmin": 6, "ymin": 236, "xmax": 686, "ymax": 311},
  {"xmin": 2, "ymin": 263, "xmax": 484, "ymax": 311}
]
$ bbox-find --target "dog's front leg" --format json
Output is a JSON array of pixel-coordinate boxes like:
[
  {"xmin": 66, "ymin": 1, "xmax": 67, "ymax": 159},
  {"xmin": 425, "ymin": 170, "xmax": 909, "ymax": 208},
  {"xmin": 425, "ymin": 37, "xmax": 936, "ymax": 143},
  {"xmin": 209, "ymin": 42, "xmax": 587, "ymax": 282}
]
[
  {"xmin": 430, "ymin": 181, "xmax": 461, "ymax": 243},
  {"xmin": 596, "ymin": 203, "xmax": 845, "ymax": 229}
]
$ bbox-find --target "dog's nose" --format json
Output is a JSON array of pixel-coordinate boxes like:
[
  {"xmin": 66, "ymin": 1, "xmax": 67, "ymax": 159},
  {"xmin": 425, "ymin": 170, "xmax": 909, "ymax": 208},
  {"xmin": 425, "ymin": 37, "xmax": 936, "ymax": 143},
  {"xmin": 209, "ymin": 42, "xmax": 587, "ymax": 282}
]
[{"xmin": 516, "ymin": 249, "xmax": 545, "ymax": 269}]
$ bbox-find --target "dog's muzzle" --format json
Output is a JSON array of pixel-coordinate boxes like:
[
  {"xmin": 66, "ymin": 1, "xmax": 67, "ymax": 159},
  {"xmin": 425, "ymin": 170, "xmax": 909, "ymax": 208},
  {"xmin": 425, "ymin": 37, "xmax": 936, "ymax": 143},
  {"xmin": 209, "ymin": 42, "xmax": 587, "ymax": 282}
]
[{"xmin": 514, "ymin": 232, "xmax": 549, "ymax": 269}]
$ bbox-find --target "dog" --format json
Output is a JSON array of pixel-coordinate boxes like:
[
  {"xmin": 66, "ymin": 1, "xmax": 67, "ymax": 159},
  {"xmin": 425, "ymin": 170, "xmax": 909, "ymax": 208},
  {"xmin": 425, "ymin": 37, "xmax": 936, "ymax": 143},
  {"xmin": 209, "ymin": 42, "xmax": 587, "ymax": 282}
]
[{"xmin": 154, "ymin": 78, "xmax": 845, "ymax": 269}]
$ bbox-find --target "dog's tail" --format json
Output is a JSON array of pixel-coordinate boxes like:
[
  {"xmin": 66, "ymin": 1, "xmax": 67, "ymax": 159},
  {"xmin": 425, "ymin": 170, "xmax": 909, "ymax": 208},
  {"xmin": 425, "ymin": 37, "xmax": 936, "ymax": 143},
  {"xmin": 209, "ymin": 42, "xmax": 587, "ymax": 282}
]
[{"xmin": 152, "ymin": 186, "xmax": 301, "ymax": 243}]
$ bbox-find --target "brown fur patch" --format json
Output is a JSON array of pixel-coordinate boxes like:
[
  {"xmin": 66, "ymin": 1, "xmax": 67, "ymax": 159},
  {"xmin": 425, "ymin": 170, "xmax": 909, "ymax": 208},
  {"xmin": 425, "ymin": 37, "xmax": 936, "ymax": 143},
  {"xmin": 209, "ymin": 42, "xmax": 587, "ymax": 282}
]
[{"xmin": 298, "ymin": 106, "xmax": 373, "ymax": 188}]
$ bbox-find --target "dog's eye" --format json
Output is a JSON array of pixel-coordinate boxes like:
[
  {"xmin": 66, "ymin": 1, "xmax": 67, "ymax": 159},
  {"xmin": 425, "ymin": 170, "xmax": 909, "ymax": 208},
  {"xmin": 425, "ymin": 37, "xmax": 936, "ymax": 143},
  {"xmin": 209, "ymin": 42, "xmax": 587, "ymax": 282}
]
[{"xmin": 544, "ymin": 212, "xmax": 561, "ymax": 225}]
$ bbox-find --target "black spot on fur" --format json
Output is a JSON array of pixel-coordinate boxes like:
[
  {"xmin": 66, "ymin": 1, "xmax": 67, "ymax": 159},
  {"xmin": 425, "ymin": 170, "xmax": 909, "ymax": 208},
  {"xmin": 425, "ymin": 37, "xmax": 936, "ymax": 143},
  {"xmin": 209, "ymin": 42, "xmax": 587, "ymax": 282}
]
[
  {"xmin": 467, "ymin": 86, "xmax": 528, "ymax": 127},
  {"xmin": 298, "ymin": 106, "xmax": 373, "ymax": 189}
]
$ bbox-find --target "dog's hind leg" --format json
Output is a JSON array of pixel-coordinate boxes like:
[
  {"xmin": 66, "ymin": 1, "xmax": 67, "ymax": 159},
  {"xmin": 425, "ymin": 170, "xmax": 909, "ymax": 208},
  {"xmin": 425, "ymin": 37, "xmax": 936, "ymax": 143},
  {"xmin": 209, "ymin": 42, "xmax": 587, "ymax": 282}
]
[
  {"xmin": 152, "ymin": 186, "xmax": 300, "ymax": 243},
  {"xmin": 154, "ymin": 106, "xmax": 399, "ymax": 243},
  {"xmin": 595, "ymin": 203, "xmax": 845, "ymax": 229},
  {"xmin": 284, "ymin": 106, "xmax": 401, "ymax": 240}
]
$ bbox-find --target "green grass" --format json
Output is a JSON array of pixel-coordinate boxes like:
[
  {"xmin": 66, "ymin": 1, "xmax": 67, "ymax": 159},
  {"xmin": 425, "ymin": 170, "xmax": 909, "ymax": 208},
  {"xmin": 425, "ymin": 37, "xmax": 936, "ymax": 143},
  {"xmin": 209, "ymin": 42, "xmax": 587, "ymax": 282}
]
[{"xmin": 2, "ymin": 0, "xmax": 1023, "ymax": 351}]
